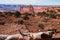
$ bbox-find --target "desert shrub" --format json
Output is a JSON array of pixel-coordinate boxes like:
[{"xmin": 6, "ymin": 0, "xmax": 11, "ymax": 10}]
[
  {"xmin": 47, "ymin": 9, "xmax": 50, "ymax": 12},
  {"xmin": 28, "ymin": 13, "xmax": 35, "ymax": 17},
  {"xmin": 14, "ymin": 11, "xmax": 21, "ymax": 18},
  {"xmin": 4, "ymin": 12, "xmax": 8, "ymax": 15},
  {"xmin": 23, "ymin": 12, "xmax": 33, "ymax": 16},
  {"xmin": 5, "ymin": 12, "xmax": 12, "ymax": 16},
  {"xmin": 37, "ymin": 12, "xmax": 42, "ymax": 16},
  {"xmin": 0, "ymin": 12, "xmax": 2, "ymax": 14},
  {"xmin": 17, "ymin": 20, "xmax": 24, "ymax": 25},
  {"xmin": 24, "ymin": 12, "xmax": 29, "ymax": 16},
  {"xmin": 38, "ymin": 23, "xmax": 44, "ymax": 29},
  {"xmin": 0, "ymin": 12, "xmax": 5, "ymax": 17},
  {"xmin": 37, "ymin": 11, "xmax": 56, "ymax": 18},
  {"xmin": 8, "ymin": 12, "xmax": 14, "ymax": 16},
  {"xmin": 23, "ymin": 12, "xmax": 29, "ymax": 20},
  {"xmin": 57, "ymin": 9, "xmax": 60, "ymax": 12},
  {"xmin": 41, "ymin": 17, "xmax": 50, "ymax": 22},
  {"xmin": 56, "ymin": 14, "xmax": 60, "ymax": 17},
  {"xmin": 39, "ymin": 12, "xmax": 46, "ymax": 16},
  {"xmin": 49, "ymin": 13, "xmax": 56, "ymax": 18},
  {"xmin": 14, "ymin": 19, "xmax": 24, "ymax": 25},
  {"xmin": 28, "ymin": 13, "xmax": 33, "ymax": 16},
  {"xmin": 42, "ymin": 11, "xmax": 46, "ymax": 14},
  {"xmin": 0, "ymin": 19, "xmax": 5, "ymax": 25},
  {"xmin": 47, "ymin": 28, "xmax": 56, "ymax": 33},
  {"xmin": 37, "ymin": 11, "xmax": 49, "ymax": 17},
  {"xmin": 49, "ymin": 10, "xmax": 56, "ymax": 14},
  {"xmin": 3, "ymin": 12, "xmax": 14, "ymax": 17},
  {"xmin": 47, "ymin": 10, "xmax": 57, "ymax": 18},
  {"xmin": 23, "ymin": 16, "xmax": 29, "ymax": 20},
  {"xmin": 49, "ymin": 10, "xmax": 54, "ymax": 13},
  {"xmin": 0, "ymin": 14, "xmax": 5, "ymax": 17}
]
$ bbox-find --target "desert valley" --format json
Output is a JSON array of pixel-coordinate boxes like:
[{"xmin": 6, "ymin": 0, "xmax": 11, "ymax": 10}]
[{"xmin": 0, "ymin": 5, "xmax": 60, "ymax": 40}]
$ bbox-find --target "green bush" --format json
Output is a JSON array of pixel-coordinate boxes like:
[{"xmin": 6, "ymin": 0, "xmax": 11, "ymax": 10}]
[{"xmin": 14, "ymin": 11, "xmax": 21, "ymax": 18}]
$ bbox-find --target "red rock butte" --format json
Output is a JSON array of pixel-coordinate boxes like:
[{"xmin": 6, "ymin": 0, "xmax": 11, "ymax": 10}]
[{"xmin": 19, "ymin": 5, "xmax": 60, "ymax": 14}]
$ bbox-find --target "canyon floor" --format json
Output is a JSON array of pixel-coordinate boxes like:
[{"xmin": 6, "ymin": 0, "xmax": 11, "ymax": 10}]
[
  {"xmin": 0, "ymin": 14, "xmax": 60, "ymax": 38},
  {"xmin": 0, "ymin": 8, "xmax": 60, "ymax": 40}
]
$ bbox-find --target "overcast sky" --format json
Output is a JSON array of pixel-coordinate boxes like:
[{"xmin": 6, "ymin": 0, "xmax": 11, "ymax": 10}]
[{"xmin": 0, "ymin": 0, "xmax": 60, "ymax": 5}]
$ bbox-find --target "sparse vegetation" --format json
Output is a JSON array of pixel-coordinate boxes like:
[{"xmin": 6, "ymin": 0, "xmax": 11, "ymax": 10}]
[
  {"xmin": 0, "ymin": 14, "xmax": 5, "ymax": 17},
  {"xmin": 57, "ymin": 9, "xmax": 60, "ymax": 12},
  {"xmin": 17, "ymin": 20, "xmax": 24, "ymax": 25},
  {"xmin": 41, "ymin": 17, "xmax": 49, "ymax": 22},
  {"xmin": 0, "ymin": 19, "xmax": 5, "ymax": 25},
  {"xmin": 37, "ymin": 11, "xmax": 47, "ymax": 17},
  {"xmin": 49, "ymin": 10, "xmax": 56, "ymax": 14},
  {"xmin": 37, "ymin": 12, "xmax": 42, "ymax": 16},
  {"xmin": 7, "ymin": 12, "xmax": 13, "ymax": 16},
  {"xmin": 49, "ymin": 13, "xmax": 56, "ymax": 18},
  {"xmin": 37, "ymin": 11, "xmax": 57, "ymax": 18},
  {"xmin": 14, "ymin": 11, "xmax": 21, "ymax": 18},
  {"xmin": 0, "ymin": 7, "xmax": 60, "ymax": 38},
  {"xmin": 37, "ymin": 11, "xmax": 49, "ymax": 17},
  {"xmin": 47, "ymin": 28, "xmax": 57, "ymax": 33},
  {"xmin": 23, "ymin": 12, "xmax": 29, "ymax": 20},
  {"xmin": 38, "ymin": 23, "xmax": 44, "ymax": 29},
  {"xmin": 0, "ymin": 12, "xmax": 5, "ymax": 17}
]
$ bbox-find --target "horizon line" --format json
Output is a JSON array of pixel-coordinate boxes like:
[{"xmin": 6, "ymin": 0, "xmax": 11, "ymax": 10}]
[{"xmin": 0, "ymin": 4, "xmax": 60, "ymax": 6}]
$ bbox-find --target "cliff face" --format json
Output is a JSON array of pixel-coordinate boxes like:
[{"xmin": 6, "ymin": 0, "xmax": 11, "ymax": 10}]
[
  {"xmin": 20, "ymin": 5, "xmax": 34, "ymax": 14},
  {"xmin": 20, "ymin": 6, "xmax": 60, "ymax": 14}
]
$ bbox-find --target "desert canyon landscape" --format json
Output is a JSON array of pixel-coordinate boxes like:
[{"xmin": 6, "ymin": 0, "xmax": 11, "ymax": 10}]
[{"xmin": 0, "ymin": 5, "xmax": 60, "ymax": 40}]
